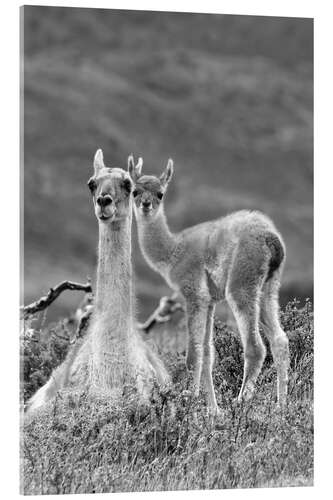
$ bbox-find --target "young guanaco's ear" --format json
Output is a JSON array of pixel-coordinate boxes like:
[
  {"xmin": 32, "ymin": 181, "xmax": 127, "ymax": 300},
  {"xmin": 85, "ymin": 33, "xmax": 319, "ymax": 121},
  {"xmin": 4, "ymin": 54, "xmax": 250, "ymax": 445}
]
[
  {"xmin": 160, "ymin": 159, "xmax": 174, "ymax": 187},
  {"xmin": 128, "ymin": 155, "xmax": 143, "ymax": 181},
  {"xmin": 94, "ymin": 149, "xmax": 105, "ymax": 175}
]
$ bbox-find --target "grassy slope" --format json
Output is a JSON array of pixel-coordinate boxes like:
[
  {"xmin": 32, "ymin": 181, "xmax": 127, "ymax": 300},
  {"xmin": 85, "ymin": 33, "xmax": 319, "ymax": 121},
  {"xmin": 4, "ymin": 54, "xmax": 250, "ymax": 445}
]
[
  {"xmin": 22, "ymin": 300, "xmax": 313, "ymax": 493},
  {"xmin": 23, "ymin": 7, "xmax": 313, "ymax": 321}
]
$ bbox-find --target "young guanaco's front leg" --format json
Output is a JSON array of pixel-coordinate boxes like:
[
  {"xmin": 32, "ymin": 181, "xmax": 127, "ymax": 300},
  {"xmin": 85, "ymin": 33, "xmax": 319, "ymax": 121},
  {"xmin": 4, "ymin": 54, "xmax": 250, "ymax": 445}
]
[
  {"xmin": 185, "ymin": 298, "xmax": 209, "ymax": 397},
  {"xmin": 202, "ymin": 302, "xmax": 220, "ymax": 415}
]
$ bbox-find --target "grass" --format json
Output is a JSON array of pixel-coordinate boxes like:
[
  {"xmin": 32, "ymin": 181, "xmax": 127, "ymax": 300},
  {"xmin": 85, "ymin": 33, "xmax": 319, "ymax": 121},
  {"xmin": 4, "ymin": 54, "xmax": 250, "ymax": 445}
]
[{"xmin": 22, "ymin": 299, "xmax": 313, "ymax": 494}]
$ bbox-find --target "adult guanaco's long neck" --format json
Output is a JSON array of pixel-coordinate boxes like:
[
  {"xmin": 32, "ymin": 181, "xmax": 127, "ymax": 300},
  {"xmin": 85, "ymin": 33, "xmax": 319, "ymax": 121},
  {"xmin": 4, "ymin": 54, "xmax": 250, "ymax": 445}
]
[
  {"xmin": 95, "ymin": 218, "xmax": 133, "ymax": 314},
  {"xmin": 137, "ymin": 207, "xmax": 177, "ymax": 272},
  {"xmin": 90, "ymin": 216, "xmax": 134, "ymax": 388}
]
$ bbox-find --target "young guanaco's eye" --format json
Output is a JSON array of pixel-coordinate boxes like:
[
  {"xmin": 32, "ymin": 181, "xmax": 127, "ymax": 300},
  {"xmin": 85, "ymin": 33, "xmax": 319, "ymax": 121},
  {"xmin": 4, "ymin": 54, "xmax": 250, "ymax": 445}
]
[
  {"xmin": 157, "ymin": 192, "xmax": 163, "ymax": 200},
  {"xmin": 87, "ymin": 179, "xmax": 97, "ymax": 193},
  {"xmin": 132, "ymin": 189, "xmax": 138, "ymax": 197}
]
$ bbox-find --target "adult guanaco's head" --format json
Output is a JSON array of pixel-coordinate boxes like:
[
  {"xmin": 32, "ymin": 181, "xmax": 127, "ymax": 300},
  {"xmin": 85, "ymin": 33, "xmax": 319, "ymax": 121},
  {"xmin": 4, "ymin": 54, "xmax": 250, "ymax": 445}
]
[
  {"xmin": 128, "ymin": 156, "xmax": 173, "ymax": 219},
  {"xmin": 87, "ymin": 149, "xmax": 133, "ymax": 226}
]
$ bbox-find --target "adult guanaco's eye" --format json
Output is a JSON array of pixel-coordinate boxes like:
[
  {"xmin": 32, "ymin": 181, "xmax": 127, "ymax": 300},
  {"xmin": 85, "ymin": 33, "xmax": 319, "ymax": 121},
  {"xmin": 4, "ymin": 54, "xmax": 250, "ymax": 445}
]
[
  {"xmin": 132, "ymin": 189, "xmax": 138, "ymax": 197},
  {"xmin": 87, "ymin": 179, "xmax": 97, "ymax": 193},
  {"xmin": 157, "ymin": 192, "xmax": 163, "ymax": 200},
  {"xmin": 123, "ymin": 179, "xmax": 132, "ymax": 194}
]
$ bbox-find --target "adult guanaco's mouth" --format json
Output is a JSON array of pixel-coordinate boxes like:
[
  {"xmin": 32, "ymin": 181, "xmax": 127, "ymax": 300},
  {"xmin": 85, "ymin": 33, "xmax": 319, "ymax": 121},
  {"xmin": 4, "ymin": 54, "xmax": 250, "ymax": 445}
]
[
  {"xmin": 99, "ymin": 213, "xmax": 127, "ymax": 223},
  {"xmin": 141, "ymin": 207, "xmax": 152, "ymax": 215}
]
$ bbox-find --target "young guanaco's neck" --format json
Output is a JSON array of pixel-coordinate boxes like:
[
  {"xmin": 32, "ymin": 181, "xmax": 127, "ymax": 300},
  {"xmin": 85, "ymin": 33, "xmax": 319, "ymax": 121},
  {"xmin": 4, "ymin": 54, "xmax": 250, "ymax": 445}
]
[{"xmin": 137, "ymin": 206, "xmax": 177, "ymax": 270}]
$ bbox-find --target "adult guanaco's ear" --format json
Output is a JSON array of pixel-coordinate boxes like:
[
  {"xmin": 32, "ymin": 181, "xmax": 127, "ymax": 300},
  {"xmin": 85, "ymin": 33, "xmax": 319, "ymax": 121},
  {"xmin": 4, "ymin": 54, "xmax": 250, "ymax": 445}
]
[
  {"xmin": 160, "ymin": 159, "xmax": 174, "ymax": 187},
  {"xmin": 128, "ymin": 155, "xmax": 143, "ymax": 181},
  {"xmin": 94, "ymin": 149, "xmax": 105, "ymax": 175}
]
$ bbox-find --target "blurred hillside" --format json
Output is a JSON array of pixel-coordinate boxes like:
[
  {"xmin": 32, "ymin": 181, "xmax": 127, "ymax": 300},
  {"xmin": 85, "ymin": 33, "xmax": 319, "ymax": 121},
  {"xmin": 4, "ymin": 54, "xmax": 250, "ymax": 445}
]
[{"xmin": 22, "ymin": 7, "xmax": 313, "ymax": 322}]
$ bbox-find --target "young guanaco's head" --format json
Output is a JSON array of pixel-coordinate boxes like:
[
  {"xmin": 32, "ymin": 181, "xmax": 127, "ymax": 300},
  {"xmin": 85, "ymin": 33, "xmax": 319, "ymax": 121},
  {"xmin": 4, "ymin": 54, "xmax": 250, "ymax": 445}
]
[
  {"xmin": 128, "ymin": 156, "xmax": 173, "ymax": 219},
  {"xmin": 87, "ymin": 149, "xmax": 133, "ymax": 226}
]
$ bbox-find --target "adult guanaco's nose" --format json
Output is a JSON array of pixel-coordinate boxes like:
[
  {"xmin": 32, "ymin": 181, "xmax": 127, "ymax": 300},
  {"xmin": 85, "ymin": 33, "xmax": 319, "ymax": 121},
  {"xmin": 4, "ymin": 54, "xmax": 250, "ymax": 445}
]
[
  {"xmin": 97, "ymin": 194, "xmax": 113, "ymax": 207},
  {"xmin": 142, "ymin": 200, "xmax": 152, "ymax": 208}
]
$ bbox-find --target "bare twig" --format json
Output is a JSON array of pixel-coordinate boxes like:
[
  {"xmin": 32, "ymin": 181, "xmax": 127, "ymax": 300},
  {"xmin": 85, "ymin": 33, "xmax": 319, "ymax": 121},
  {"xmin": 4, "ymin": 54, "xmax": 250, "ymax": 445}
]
[
  {"xmin": 70, "ymin": 309, "xmax": 93, "ymax": 344},
  {"xmin": 69, "ymin": 293, "xmax": 183, "ymax": 344},
  {"xmin": 21, "ymin": 280, "xmax": 92, "ymax": 319},
  {"xmin": 138, "ymin": 295, "xmax": 184, "ymax": 334},
  {"xmin": 21, "ymin": 274, "xmax": 182, "ymax": 340}
]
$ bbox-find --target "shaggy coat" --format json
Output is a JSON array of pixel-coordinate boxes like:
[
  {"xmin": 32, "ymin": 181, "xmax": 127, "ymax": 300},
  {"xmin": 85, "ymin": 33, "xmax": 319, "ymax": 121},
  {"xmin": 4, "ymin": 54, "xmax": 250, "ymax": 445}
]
[
  {"xmin": 129, "ymin": 157, "xmax": 289, "ymax": 415},
  {"xmin": 26, "ymin": 152, "xmax": 170, "ymax": 414}
]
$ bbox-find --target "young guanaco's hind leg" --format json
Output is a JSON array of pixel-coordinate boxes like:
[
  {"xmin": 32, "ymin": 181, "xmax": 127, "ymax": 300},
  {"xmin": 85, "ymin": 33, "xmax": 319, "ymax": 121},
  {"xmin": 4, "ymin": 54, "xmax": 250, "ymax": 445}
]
[
  {"xmin": 228, "ymin": 293, "xmax": 266, "ymax": 402},
  {"xmin": 201, "ymin": 302, "xmax": 221, "ymax": 415},
  {"xmin": 226, "ymin": 249, "xmax": 267, "ymax": 402},
  {"xmin": 260, "ymin": 274, "xmax": 289, "ymax": 406}
]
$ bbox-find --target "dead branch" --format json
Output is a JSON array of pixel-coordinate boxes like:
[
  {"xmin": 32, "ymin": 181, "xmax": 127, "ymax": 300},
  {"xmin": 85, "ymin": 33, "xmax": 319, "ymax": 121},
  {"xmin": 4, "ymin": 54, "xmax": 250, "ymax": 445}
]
[
  {"xmin": 70, "ymin": 308, "xmax": 93, "ymax": 344},
  {"xmin": 21, "ymin": 275, "xmax": 182, "ymax": 339},
  {"xmin": 138, "ymin": 295, "xmax": 184, "ymax": 334},
  {"xmin": 70, "ymin": 294, "xmax": 183, "ymax": 341},
  {"xmin": 21, "ymin": 280, "xmax": 92, "ymax": 319}
]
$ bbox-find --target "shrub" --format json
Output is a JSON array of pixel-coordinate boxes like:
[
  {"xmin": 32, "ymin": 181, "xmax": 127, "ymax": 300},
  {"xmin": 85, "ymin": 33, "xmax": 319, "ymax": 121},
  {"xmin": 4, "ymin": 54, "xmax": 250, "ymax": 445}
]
[
  {"xmin": 21, "ymin": 318, "xmax": 72, "ymax": 403},
  {"xmin": 22, "ymin": 300, "xmax": 313, "ymax": 493}
]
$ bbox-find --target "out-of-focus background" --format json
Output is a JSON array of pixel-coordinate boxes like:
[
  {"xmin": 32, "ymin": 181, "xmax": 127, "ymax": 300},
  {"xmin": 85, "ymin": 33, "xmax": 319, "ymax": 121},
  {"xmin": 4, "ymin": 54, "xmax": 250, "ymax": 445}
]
[{"xmin": 23, "ymin": 6, "xmax": 313, "ymax": 323}]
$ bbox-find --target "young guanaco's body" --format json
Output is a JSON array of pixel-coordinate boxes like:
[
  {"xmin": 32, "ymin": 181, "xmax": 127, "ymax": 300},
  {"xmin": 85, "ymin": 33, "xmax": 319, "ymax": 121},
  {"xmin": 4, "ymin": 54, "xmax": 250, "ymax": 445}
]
[{"xmin": 129, "ymin": 156, "xmax": 289, "ymax": 415}]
